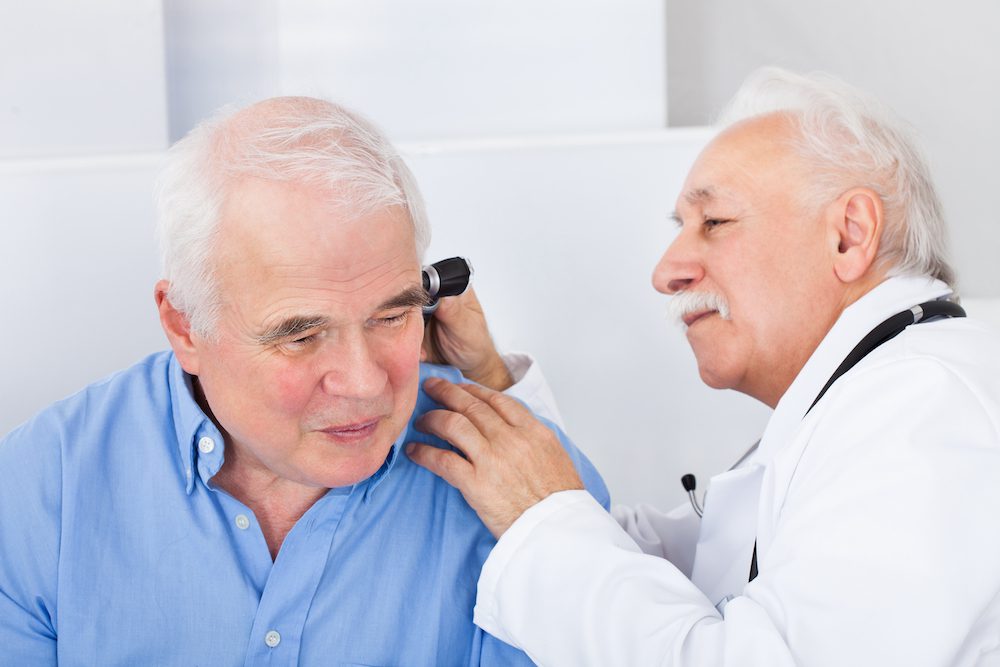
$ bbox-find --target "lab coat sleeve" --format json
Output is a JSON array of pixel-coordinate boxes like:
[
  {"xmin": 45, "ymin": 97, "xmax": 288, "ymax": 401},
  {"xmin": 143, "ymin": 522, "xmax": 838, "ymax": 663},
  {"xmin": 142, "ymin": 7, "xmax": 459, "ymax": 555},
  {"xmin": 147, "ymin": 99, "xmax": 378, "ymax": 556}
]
[
  {"xmin": 501, "ymin": 352, "xmax": 566, "ymax": 430},
  {"xmin": 474, "ymin": 490, "xmax": 796, "ymax": 667},
  {"xmin": 474, "ymin": 356, "xmax": 1000, "ymax": 666},
  {"xmin": 612, "ymin": 502, "xmax": 700, "ymax": 577}
]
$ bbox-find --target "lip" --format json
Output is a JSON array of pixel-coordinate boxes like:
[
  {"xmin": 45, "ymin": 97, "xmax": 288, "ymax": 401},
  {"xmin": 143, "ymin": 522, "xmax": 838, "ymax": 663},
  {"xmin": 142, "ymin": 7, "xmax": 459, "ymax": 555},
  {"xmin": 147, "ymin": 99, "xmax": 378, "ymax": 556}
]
[
  {"xmin": 683, "ymin": 310, "xmax": 716, "ymax": 327},
  {"xmin": 319, "ymin": 418, "xmax": 381, "ymax": 442}
]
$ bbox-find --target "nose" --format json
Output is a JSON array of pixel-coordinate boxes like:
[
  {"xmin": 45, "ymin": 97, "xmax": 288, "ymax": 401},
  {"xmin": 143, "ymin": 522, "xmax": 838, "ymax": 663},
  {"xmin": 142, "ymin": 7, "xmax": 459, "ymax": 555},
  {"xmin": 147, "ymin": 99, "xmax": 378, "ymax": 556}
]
[
  {"xmin": 652, "ymin": 228, "xmax": 704, "ymax": 295},
  {"xmin": 320, "ymin": 331, "xmax": 388, "ymax": 400}
]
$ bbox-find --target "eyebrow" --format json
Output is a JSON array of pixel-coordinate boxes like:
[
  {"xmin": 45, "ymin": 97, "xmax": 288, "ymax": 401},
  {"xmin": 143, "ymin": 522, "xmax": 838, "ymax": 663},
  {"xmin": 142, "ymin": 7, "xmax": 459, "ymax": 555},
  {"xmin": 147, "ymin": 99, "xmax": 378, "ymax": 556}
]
[
  {"xmin": 683, "ymin": 186, "xmax": 717, "ymax": 205},
  {"xmin": 255, "ymin": 315, "xmax": 330, "ymax": 345},
  {"xmin": 378, "ymin": 285, "xmax": 432, "ymax": 311}
]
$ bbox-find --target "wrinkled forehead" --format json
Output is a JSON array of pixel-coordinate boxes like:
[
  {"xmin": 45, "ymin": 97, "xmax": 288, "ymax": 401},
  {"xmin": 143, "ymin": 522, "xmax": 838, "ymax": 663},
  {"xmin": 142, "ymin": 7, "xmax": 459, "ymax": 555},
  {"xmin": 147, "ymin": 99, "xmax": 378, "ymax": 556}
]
[
  {"xmin": 214, "ymin": 177, "xmax": 418, "ymax": 284},
  {"xmin": 677, "ymin": 114, "xmax": 805, "ymax": 209}
]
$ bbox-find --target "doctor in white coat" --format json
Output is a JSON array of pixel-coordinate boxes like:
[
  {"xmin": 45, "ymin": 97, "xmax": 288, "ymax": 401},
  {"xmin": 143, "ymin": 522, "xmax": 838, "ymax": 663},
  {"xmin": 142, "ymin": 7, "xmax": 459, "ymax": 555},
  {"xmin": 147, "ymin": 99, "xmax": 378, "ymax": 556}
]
[{"xmin": 409, "ymin": 68, "xmax": 1000, "ymax": 665}]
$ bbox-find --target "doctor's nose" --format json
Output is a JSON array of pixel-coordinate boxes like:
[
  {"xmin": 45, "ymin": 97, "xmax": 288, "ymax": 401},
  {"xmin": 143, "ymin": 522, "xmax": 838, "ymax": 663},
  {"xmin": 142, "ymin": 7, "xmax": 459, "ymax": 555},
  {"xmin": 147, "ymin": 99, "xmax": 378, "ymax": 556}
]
[
  {"xmin": 320, "ymin": 333, "xmax": 388, "ymax": 400},
  {"xmin": 652, "ymin": 232, "xmax": 704, "ymax": 295}
]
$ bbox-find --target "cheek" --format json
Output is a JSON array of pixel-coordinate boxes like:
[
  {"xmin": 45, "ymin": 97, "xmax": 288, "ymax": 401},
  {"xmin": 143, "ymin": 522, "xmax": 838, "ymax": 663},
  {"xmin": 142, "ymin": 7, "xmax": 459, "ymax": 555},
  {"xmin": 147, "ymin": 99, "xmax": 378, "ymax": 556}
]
[
  {"xmin": 270, "ymin": 363, "xmax": 320, "ymax": 415},
  {"xmin": 385, "ymin": 320, "xmax": 425, "ymax": 395}
]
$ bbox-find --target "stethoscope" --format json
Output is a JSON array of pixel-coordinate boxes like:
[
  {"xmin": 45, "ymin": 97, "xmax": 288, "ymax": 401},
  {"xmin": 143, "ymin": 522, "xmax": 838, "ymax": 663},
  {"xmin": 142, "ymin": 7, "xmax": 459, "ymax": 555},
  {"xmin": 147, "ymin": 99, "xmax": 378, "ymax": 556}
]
[{"xmin": 681, "ymin": 298, "xmax": 967, "ymax": 521}]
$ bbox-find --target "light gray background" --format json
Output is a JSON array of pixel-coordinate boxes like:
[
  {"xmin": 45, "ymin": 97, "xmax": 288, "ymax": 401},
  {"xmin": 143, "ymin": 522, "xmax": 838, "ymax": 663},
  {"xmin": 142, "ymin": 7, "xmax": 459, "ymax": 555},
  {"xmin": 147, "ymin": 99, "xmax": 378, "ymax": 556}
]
[{"xmin": 2, "ymin": 1, "xmax": 998, "ymax": 508}]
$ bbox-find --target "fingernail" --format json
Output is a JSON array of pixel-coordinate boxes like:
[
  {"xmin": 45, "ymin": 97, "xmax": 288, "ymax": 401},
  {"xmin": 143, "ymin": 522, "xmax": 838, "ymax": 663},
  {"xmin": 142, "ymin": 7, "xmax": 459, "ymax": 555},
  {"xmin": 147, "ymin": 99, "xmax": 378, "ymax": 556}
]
[
  {"xmin": 405, "ymin": 443, "xmax": 416, "ymax": 455},
  {"xmin": 425, "ymin": 377, "xmax": 443, "ymax": 389}
]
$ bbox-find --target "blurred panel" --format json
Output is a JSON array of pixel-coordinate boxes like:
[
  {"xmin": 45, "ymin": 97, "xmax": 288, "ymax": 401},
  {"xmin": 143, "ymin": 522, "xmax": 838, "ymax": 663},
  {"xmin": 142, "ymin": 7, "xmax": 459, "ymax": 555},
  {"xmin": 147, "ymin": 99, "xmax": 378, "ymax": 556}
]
[
  {"xmin": 163, "ymin": 0, "xmax": 666, "ymax": 142},
  {"xmin": 0, "ymin": 156, "xmax": 166, "ymax": 433},
  {"xmin": 278, "ymin": 0, "xmax": 666, "ymax": 140},
  {"xmin": 163, "ymin": 0, "xmax": 280, "ymax": 142},
  {"xmin": 0, "ymin": 1, "xmax": 168, "ymax": 157}
]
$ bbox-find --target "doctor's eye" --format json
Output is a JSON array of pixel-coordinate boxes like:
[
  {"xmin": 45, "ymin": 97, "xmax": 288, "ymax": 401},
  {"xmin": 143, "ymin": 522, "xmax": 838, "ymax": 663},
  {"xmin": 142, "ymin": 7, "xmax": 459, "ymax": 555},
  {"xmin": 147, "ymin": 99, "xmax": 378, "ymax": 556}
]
[{"xmin": 703, "ymin": 218, "xmax": 733, "ymax": 230}]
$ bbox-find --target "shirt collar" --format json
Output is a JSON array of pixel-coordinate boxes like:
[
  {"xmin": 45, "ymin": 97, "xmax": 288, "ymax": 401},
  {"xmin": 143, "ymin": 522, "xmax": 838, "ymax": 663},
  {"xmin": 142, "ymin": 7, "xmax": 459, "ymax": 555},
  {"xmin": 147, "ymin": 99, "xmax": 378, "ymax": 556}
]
[{"xmin": 752, "ymin": 274, "xmax": 952, "ymax": 465}]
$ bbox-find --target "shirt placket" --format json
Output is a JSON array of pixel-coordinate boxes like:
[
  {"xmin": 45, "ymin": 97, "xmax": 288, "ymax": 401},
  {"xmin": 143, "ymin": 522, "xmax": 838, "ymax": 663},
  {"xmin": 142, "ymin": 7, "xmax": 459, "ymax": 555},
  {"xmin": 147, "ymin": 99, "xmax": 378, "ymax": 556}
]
[{"xmin": 240, "ymin": 489, "xmax": 354, "ymax": 667}]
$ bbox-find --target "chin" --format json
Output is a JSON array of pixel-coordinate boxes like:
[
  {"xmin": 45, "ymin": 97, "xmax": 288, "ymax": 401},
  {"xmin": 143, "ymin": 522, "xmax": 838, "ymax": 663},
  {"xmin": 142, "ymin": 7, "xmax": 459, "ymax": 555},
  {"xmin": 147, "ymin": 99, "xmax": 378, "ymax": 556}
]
[{"xmin": 697, "ymin": 363, "xmax": 739, "ymax": 392}]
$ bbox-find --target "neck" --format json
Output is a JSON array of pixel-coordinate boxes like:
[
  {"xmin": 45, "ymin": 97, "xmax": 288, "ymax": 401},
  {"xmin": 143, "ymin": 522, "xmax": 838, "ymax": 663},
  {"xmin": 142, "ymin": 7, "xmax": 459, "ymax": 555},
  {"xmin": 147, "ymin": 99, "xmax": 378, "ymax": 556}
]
[{"xmin": 212, "ymin": 454, "xmax": 328, "ymax": 560}]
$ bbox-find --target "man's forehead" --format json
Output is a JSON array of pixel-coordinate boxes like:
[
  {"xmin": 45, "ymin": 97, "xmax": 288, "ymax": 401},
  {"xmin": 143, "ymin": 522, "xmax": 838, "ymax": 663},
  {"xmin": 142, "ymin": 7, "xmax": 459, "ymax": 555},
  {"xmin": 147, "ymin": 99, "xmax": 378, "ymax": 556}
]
[{"xmin": 677, "ymin": 117, "xmax": 801, "ymax": 209}]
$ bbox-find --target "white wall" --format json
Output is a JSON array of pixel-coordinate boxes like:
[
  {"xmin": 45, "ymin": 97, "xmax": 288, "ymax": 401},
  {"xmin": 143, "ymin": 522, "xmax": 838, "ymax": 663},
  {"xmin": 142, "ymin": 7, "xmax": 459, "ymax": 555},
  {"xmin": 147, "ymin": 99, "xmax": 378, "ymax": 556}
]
[
  {"xmin": 0, "ymin": 0, "xmax": 168, "ymax": 157},
  {"xmin": 666, "ymin": 0, "xmax": 1000, "ymax": 298},
  {"xmin": 164, "ymin": 0, "xmax": 666, "ymax": 142}
]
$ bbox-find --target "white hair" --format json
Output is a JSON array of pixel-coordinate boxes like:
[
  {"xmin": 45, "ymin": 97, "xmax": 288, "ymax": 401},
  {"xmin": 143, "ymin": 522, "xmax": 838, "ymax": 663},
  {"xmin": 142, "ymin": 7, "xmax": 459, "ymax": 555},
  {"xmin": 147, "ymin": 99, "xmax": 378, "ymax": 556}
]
[
  {"xmin": 717, "ymin": 67, "xmax": 955, "ymax": 287},
  {"xmin": 154, "ymin": 97, "xmax": 431, "ymax": 338}
]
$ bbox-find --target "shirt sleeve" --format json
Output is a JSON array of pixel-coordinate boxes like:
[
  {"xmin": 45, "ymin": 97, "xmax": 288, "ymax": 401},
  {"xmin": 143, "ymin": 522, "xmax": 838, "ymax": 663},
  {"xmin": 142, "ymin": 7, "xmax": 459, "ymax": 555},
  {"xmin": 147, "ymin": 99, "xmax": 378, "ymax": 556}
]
[{"xmin": 0, "ymin": 417, "xmax": 62, "ymax": 665}]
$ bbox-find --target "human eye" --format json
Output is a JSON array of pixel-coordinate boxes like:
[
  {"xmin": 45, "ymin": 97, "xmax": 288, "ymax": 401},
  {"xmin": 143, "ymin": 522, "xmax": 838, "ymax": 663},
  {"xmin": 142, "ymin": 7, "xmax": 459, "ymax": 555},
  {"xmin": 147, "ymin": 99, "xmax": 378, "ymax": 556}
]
[
  {"xmin": 370, "ymin": 309, "xmax": 412, "ymax": 328},
  {"xmin": 275, "ymin": 329, "xmax": 326, "ymax": 353},
  {"xmin": 703, "ymin": 216, "xmax": 733, "ymax": 230}
]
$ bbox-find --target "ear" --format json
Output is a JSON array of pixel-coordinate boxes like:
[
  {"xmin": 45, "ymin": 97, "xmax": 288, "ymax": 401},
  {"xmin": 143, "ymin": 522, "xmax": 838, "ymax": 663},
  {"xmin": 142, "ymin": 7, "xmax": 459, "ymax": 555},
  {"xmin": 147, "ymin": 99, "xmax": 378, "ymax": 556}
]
[
  {"xmin": 154, "ymin": 280, "xmax": 201, "ymax": 375},
  {"xmin": 829, "ymin": 188, "xmax": 883, "ymax": 284}
]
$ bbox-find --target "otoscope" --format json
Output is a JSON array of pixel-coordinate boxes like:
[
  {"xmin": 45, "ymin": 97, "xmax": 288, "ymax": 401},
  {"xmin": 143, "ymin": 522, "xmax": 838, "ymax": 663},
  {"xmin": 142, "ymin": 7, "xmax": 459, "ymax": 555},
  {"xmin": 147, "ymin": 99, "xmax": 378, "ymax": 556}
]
[{"xmin": 422, "ymin": 256, "xmax": 474, "ymax": 317}]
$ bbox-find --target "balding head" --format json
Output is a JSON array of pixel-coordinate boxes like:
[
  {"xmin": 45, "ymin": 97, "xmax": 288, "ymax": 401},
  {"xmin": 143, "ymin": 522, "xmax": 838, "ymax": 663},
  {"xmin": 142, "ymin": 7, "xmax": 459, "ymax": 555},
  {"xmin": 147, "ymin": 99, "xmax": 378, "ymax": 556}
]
[{"xmin": 155, "ymin": 96, "xmax": 429, "ymax": 338}]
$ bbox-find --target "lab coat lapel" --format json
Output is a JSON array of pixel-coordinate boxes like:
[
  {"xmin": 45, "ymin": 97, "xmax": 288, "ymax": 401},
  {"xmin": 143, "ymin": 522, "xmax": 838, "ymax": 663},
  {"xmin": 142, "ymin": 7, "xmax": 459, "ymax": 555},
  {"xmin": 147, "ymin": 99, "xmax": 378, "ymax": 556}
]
[{"xmin": 690, "ymin": 464, "xmax": 763, "ymax": 607}]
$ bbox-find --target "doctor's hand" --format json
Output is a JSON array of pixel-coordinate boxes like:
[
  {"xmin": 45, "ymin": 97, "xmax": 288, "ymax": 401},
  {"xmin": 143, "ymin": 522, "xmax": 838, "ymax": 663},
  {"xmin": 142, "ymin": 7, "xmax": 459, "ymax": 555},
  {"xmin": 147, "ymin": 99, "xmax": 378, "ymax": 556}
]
[
  {"xmin": 407, "ymin": 377, "xmax": 584, "ymax": 538},
  {"xmin": 422, "ymin": 287, "xmax": 514, "ymax": 391}
]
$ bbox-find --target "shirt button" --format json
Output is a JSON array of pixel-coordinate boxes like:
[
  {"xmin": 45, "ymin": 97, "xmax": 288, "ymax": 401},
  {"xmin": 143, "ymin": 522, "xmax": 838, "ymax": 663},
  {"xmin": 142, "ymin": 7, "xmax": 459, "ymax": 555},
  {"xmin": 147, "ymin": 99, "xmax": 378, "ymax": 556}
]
[
  {"xmin": 198, "ymin": 436, "xmax": 215, "ymax": 454},
  {"xmin": 264, "ymin": 630, "xmax": 281, "ymax": 648},
  {"xmin": 235, "ymin": 514, "xmax": 250, "ymax": 530}
]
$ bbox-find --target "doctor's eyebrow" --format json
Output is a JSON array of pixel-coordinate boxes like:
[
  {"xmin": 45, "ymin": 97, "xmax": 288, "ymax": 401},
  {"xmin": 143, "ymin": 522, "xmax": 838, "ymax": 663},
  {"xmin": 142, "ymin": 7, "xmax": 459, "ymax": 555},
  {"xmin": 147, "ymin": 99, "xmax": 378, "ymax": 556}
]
[
  {"xmin": 684, "ymin": 186, "xmax": 717, "ymax": 205},
  {"xmin": 254, "ymin": 315, "xmax": 329, "ymax": 345}
]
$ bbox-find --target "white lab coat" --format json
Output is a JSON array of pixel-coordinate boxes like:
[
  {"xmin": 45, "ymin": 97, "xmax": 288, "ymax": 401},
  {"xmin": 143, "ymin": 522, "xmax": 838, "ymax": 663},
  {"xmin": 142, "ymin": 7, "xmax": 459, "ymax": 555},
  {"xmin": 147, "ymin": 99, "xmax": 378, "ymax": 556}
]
[{"xmin": 477, "ymin": 275, "xmax": 1000, "ymax": 666}]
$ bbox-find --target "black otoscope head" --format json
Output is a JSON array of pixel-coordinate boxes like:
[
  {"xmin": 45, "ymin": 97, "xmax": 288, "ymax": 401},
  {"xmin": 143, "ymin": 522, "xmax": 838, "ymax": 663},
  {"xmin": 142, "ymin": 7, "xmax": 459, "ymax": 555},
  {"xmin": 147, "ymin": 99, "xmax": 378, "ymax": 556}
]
[{"xmin": 422, "ymin": 257, "xmax": 474, "ymax": 317}]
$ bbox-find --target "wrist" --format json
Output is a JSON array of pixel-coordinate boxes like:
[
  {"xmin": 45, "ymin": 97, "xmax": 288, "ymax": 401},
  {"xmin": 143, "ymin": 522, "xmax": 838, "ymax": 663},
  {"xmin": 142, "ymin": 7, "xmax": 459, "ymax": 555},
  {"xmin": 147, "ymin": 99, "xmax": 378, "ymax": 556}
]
[{"xmin": 469, "ymin": 354, "xmax": 514, "ymax": 391}]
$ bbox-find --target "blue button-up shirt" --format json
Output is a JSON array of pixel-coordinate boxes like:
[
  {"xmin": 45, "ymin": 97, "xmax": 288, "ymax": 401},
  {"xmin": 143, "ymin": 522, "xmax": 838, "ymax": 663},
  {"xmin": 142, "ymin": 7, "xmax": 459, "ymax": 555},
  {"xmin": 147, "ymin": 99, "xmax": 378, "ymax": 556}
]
[{"xmin": 0, "ymin": 351, "xmax": 609, "ymax": 666}]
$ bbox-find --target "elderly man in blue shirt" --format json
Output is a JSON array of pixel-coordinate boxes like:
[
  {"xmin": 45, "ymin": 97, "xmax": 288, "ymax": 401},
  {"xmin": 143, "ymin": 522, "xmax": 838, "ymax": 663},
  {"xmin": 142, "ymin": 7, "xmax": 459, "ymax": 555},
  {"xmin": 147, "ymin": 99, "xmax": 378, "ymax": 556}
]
[{"xmin": 0, "ymin": 97, "xmax": 608, "ymax": 666}]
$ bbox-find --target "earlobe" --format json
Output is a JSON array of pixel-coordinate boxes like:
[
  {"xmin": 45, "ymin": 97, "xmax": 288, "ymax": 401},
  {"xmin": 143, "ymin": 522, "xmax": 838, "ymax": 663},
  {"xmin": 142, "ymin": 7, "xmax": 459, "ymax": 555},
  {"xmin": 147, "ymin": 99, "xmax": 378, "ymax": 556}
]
[
  {"xmin": 831, "ymin": 188, "xmax": 883, "ymax": 284},
  {"xmin": 154, "ymin": 280, "xmax": 200, "ymax": 375}
]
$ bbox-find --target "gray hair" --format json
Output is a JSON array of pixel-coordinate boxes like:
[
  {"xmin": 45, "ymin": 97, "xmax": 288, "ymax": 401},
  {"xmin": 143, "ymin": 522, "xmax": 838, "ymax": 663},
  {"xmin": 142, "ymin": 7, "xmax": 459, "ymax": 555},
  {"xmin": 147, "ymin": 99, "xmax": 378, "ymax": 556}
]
[
  {"xmin": 154, "ymin": 97, "xmax": 431, "ymax": 338},
  {"xmin": 717, "ymin": 67, "xmax": 955, "ymax": 287}
]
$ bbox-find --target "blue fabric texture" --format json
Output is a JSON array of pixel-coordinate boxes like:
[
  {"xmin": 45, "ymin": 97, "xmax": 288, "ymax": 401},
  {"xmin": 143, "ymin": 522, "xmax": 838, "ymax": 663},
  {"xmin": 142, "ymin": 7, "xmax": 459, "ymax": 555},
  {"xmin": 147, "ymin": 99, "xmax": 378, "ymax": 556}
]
[{"xmin": 0, "ymin": 351, "xmax": 609, "ymax": 666}]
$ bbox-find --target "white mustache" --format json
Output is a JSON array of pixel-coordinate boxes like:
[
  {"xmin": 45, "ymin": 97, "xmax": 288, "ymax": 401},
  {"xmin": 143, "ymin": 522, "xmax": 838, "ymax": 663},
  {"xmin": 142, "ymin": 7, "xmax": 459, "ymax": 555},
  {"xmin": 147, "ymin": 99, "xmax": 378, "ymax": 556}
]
[{"xmin": 667, "ymin": 291, "xmax": 731, "ymax": 326}]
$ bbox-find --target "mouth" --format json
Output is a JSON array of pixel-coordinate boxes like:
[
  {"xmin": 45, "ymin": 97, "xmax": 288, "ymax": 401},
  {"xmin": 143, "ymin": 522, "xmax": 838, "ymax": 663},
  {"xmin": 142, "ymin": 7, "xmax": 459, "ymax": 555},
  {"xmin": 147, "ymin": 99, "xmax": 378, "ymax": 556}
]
[
  {"xmin": 319, "ymin": 418, "xmax": 381, "ymax": 442},
  {"xmin": 682, "ymin": 310, "xmax": 717, "ymax": 327}
]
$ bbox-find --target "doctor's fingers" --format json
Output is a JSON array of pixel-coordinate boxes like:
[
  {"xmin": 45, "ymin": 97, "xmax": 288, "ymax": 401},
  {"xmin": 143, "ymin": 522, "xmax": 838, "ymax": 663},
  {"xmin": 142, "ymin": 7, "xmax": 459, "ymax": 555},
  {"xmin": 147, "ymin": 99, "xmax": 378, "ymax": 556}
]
[
  {"xmin": 457, "ymin": 382, "xmax": 535, "ymax": 427},
  {"xmin": 421, "ymin": 377, "xmax": 518, "ymax": 434},
  {"xmin": 414, "ymin": 407, "xmax": 492, "ymax": 460},
  {"xmin": 405, "ymin": 443, "xmax": 475, "ymax": 491}
]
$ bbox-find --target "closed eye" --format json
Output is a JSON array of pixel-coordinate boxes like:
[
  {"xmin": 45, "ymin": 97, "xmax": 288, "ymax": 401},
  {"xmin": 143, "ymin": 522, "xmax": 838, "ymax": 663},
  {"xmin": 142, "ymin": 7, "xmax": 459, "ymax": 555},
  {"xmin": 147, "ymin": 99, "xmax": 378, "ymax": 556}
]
[
  {"xmin": 704, "ymin": 218, "xmax": 733, "ymax": 229},
  {"xmin": 369, "ymin": 309, "xmax": 414, "ymax": 328},
  {"xmin": 279, "ymin": 331, "xmax": 323, "ymax": 352}
]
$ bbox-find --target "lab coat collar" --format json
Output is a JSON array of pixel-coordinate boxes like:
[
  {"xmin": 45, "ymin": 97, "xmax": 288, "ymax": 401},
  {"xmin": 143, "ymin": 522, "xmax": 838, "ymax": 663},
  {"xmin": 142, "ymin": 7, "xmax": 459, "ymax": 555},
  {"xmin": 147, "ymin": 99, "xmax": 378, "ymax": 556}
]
[{"xmin": 751, "ymin": 274, "xmax": 951, "ymax": 467}]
